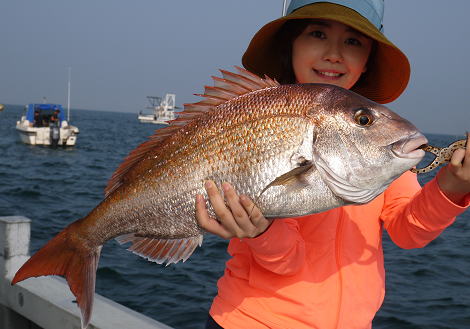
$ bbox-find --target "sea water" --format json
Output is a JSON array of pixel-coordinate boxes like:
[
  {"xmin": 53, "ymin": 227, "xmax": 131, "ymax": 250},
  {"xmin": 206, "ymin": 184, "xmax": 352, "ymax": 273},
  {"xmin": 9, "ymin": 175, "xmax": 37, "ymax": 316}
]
[{"xmin": 0, "ymin": 105, "xmax": 468, "ymax": 329}]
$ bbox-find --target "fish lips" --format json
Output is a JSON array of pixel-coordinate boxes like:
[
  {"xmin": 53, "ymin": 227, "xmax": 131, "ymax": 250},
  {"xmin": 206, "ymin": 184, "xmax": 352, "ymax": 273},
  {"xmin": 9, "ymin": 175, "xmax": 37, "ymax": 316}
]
[{"xmin": 391, "ymin": 133, "xmax": 428, "ymax": 160}]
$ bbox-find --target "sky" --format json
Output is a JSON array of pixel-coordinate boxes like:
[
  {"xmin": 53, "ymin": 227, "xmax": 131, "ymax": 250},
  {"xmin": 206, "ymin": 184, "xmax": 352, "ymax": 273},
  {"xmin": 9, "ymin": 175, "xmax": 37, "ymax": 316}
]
[{"xmin": 1, "ymin": 0, "xmax": 469, "ymax": 135}]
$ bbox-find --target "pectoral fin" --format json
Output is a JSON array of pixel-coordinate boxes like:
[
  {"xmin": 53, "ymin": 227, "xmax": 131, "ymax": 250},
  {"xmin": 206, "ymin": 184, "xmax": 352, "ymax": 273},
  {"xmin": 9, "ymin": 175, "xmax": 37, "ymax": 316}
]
[{"xmin": 258, "ymin": 161, "xmax": 315, "ymax": 198}]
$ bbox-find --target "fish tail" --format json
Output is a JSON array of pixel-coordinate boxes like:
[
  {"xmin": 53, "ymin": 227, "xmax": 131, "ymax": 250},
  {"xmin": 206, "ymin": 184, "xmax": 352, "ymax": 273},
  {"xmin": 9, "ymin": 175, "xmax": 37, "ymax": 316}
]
[{"xmin": 11, "ymin": 221, "xmax": 101, "ymax": 329}]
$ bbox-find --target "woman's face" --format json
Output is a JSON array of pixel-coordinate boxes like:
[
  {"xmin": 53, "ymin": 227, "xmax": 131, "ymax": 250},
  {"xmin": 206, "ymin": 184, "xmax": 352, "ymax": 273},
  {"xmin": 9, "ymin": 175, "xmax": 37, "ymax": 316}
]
[{"xmin": 291, "ymin": 19, "xmax": 373, "ymax": 89}]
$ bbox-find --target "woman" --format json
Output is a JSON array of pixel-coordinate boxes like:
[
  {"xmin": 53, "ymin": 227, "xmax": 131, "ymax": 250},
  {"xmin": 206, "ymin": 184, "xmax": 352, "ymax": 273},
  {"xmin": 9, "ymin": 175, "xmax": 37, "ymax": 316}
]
[{"xmin": 197, "ymin": 1, "xmax": 470, "ymax": 328}]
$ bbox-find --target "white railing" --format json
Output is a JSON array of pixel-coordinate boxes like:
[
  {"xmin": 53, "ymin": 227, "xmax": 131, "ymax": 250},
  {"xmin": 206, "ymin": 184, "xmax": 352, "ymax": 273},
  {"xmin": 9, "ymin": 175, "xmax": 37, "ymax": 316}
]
[{"xmin": 0, "ymin": 216, "xmax": 173, "ymax": 329}]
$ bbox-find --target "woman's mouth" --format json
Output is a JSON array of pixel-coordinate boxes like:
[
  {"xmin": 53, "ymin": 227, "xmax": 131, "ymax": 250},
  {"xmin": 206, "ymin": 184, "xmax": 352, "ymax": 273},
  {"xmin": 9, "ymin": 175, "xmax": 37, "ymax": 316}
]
[{"xmin": 314, "ymin": 69, "xmax": 344, "ymax": 80}]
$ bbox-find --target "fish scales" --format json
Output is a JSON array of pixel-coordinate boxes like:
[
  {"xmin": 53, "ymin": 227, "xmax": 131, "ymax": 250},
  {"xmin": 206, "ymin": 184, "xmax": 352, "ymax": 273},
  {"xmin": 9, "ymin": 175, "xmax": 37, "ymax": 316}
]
[
  {"xmin": 119, "ymin": 89, "xmax": 313, "ymax": 235},
  {"xmin": 74, "ymin": 85, "xmax": 316, "ymax": 247}
]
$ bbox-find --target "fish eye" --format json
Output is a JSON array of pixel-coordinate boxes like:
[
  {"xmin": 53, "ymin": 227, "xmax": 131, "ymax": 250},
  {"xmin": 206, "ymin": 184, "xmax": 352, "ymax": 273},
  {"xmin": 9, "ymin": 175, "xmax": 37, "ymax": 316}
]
[{"xmin": 354, "ymin": 108, "xmax": 374, "ymax": 127}]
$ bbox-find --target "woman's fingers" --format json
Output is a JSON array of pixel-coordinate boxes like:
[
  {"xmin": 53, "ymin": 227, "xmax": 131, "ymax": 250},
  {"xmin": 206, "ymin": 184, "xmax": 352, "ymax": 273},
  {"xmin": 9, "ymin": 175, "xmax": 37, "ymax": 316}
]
[
  {"xmin": 439, "ymin": 133, "xmax": 470, "ymax": 203},
  {"xmin": 222, "ymin": 182, "xmax": 257, "ymax": 232},
  {"xmin": 195, "ymin": 194, "xmax": 233, "ymax": 239},
  {"xmin": 448, "ymin": 132, "xmax": 470, "ymax": 177},
  {"xmin": 449, "ymin": 148, "xmax": 465, "ymax": 169},
  {"xmin": 196, "ymin": 180, "xmax": 272, "ymax": 239},
  {"xmin": 240, "ymin": 194, "xmax": 274, "ymax": 235},
  {"xmin": 203, "ymin": 180, "xmax": 247, "ymax": 238}
]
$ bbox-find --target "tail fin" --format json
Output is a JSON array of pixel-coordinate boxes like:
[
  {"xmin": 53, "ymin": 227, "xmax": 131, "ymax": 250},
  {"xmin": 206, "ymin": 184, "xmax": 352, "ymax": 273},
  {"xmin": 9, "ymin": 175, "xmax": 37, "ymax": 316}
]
[{"xmin": 11, "ymin": 224, "xmax": 102, "ymax": 329}]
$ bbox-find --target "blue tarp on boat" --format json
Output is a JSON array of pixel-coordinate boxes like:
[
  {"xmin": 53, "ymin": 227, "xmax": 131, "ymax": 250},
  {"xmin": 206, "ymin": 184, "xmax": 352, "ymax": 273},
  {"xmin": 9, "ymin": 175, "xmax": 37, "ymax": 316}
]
[{"xmin": 26, "ymin": 104, "xmax": 65, "ymax": 123}]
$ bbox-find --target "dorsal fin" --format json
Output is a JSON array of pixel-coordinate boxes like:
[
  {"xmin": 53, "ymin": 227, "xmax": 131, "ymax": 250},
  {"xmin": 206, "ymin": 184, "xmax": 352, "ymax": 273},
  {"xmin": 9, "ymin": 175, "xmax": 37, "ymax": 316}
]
[{"xmin": 104, "ymin": 67, "xmax": 280, "ymax": 197}]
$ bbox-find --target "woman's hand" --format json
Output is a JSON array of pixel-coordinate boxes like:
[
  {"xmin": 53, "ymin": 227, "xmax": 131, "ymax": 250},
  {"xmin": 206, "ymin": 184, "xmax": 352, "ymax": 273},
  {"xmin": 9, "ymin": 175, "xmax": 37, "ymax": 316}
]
[
  {"xmin": 196, "ymin": 180, "xmax": 273, "ymax": 239},
  {"xmin": 437, "ymin": 132, "xmax": 470, "ymax": 205}
]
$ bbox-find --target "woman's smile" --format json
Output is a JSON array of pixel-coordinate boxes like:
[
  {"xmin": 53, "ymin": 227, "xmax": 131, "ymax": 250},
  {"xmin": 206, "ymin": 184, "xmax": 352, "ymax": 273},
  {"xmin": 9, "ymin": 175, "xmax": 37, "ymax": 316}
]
[{"xmin": 313, "ymin": 69, "xmax": 344, "ymax": 80}]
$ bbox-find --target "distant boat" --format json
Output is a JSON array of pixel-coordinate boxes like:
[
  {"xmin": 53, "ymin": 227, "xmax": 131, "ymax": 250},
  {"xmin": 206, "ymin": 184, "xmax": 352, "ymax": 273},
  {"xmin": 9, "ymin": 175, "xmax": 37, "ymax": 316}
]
[
  {"xmin": 15, "ymin": 103, "xmax": 79, "ymax": 146},
  {"xmin": 16, "ymin": 68, "xmax": 79, "ymax": 147},
  {"xmin": 138, "ymin": 93, "xmax": 178, "ymax": 125}
]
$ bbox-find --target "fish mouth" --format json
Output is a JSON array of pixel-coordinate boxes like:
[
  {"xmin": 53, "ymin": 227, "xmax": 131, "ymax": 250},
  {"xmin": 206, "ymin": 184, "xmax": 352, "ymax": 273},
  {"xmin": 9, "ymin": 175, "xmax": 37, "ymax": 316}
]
[{"xmin": 391, "ymin": 133, "xmax": 428, "ymax": 159}]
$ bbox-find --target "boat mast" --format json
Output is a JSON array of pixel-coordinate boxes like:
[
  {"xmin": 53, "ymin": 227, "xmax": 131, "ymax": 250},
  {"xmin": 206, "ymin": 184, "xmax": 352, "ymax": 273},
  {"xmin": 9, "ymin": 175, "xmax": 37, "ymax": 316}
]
[
  {"xmin": 67, "ymin": 67, "xmax": 71, "ymax": 122},
  {"xmin": 282, "ymin": 0, "xmax": 288, "ymax": 15}
]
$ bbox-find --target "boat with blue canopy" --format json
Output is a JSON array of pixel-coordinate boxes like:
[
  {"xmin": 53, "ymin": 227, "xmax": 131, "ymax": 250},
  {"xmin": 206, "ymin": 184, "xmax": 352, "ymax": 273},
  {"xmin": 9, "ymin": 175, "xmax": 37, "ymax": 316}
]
[{"xmin": 15, "ymin": 103, "xmax": 79, "ymax": 146}]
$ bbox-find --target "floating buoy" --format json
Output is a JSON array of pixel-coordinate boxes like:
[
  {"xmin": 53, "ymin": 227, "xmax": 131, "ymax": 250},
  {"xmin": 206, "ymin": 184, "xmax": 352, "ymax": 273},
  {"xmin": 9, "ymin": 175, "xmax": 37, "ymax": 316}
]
[{"xmin": 0, "ymin": 104, "xmax": 4, "ymax": 112}]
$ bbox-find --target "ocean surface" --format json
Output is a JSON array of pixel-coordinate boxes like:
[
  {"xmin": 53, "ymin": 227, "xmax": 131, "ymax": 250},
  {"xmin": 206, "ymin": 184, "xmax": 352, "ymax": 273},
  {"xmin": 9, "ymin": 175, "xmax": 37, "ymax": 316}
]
[{"xmin": 0, "ymin": 105, "xmax": 468, "ymax": 329}]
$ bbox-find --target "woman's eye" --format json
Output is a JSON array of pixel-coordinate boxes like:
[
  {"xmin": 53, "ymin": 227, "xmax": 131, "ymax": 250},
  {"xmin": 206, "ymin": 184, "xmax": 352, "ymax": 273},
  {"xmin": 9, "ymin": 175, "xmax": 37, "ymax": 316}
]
[
  {"xmin": 309, "ymin": 30, "xmax": 325, "ymax": 39},
  {"xmin": 346, "ymin": 38, "xmax": 362, "ymax": 46},
  {"xmin": 354, "ymin": 109, "xmax": 374, "ymax": 126}
]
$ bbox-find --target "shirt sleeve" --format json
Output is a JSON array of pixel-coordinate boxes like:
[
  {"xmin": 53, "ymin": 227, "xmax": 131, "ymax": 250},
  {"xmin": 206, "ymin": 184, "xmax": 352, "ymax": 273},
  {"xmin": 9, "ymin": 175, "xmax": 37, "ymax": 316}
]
[
  {"xmin": 243, "ymin": 218, "xmax": 306, "ymax": 275},
  {"xmin": 382, "ymin": 170, "xmax": 469, "ymax": 249}
]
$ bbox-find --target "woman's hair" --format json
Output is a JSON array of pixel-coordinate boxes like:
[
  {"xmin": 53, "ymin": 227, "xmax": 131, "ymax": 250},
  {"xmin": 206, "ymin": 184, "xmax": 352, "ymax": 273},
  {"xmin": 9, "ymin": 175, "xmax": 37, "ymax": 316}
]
[
  {"xmin": 274, "ymin": 19, "xmax": 376, "ymax": 86},
  {"xmin": 275, "ymin": 19, "xmax": 313, "ymax": 84}
]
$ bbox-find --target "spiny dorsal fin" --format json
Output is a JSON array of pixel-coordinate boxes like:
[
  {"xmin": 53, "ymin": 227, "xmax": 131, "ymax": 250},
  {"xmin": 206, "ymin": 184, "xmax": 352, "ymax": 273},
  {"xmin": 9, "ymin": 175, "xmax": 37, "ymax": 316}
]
[{"xmin": 104, "ymin": 66, "xmax": 280, "ymax": 197}]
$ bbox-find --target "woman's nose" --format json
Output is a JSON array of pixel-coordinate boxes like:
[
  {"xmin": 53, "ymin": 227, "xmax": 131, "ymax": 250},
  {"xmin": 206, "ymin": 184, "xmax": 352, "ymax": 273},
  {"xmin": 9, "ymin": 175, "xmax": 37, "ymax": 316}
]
[{"xmin": 322, "ymin": 42, "xmax": 343, "ymax": 63}]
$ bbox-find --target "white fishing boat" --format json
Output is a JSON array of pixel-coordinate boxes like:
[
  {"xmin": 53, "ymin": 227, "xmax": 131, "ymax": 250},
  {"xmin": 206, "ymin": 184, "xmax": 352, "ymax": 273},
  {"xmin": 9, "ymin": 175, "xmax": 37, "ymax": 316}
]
[
  {"xmin": 15, "ymin": 68, "xmax": 79, "ymax": 147},
  {"xmin": 138, "ymin": 93, "xmax": 177, "ymax": 125},
  {"xmin": 15, "ymin": 103, "xmax": 79, "ymax": 146}
]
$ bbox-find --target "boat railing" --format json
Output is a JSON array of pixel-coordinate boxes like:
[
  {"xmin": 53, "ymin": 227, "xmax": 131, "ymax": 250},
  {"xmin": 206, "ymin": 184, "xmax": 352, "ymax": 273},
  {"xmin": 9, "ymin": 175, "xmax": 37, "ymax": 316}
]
[{"xmin": 0, "ymin": 216, "xmax": 173, "ymax": 329}]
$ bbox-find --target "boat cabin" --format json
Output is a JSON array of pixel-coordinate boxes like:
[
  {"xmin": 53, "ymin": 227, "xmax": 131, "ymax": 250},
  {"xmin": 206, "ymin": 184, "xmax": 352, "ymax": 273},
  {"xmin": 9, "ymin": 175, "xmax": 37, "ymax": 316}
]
[{"xmin": 25, "ymin": 104, "xmax": 65, "ymax": 127}]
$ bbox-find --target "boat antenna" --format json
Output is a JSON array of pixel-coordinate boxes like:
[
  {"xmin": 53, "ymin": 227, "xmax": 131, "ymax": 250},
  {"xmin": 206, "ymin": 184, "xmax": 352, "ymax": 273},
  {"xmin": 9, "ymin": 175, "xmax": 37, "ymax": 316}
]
[
  {"xmin": 282, "ymin": 0, "xmax": 288, "ymax": 16},
  {"xmin": 67, "ymin": 67, "xmax": 71, "ymax": 122}
]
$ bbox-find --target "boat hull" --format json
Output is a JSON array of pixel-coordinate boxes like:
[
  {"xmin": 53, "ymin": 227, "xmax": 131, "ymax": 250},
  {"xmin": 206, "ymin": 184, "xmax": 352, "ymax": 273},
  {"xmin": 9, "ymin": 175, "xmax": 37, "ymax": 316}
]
[
  {"xmin": 137, "ymin": 114, "xmax": 172, "ymax": 125},
  {"xmin": 16, "ymin": 121, "xmax": 79, "ymax": 146}
]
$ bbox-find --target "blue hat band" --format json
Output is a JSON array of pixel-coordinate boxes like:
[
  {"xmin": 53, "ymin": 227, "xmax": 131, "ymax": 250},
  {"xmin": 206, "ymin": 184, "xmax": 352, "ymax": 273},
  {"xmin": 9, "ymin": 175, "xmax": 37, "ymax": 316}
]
[{"xmin": 286, "ymin": 0, "xmax": 384, "ymax": 32}]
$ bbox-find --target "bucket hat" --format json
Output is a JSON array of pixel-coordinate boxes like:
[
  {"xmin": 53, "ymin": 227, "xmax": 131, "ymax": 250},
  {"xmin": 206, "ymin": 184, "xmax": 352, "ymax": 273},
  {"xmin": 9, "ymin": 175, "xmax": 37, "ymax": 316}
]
[{"xmin": 242, "ymin": 0, "xmax": 410, "ymax": 103}]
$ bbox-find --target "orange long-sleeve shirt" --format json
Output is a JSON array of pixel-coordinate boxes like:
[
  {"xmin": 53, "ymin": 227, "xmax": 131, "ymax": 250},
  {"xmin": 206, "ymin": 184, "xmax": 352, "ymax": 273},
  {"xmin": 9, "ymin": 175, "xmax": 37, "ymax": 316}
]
[{"xmin": 209, "ymin": 171, "xmax": 469, "ymax": 329}]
